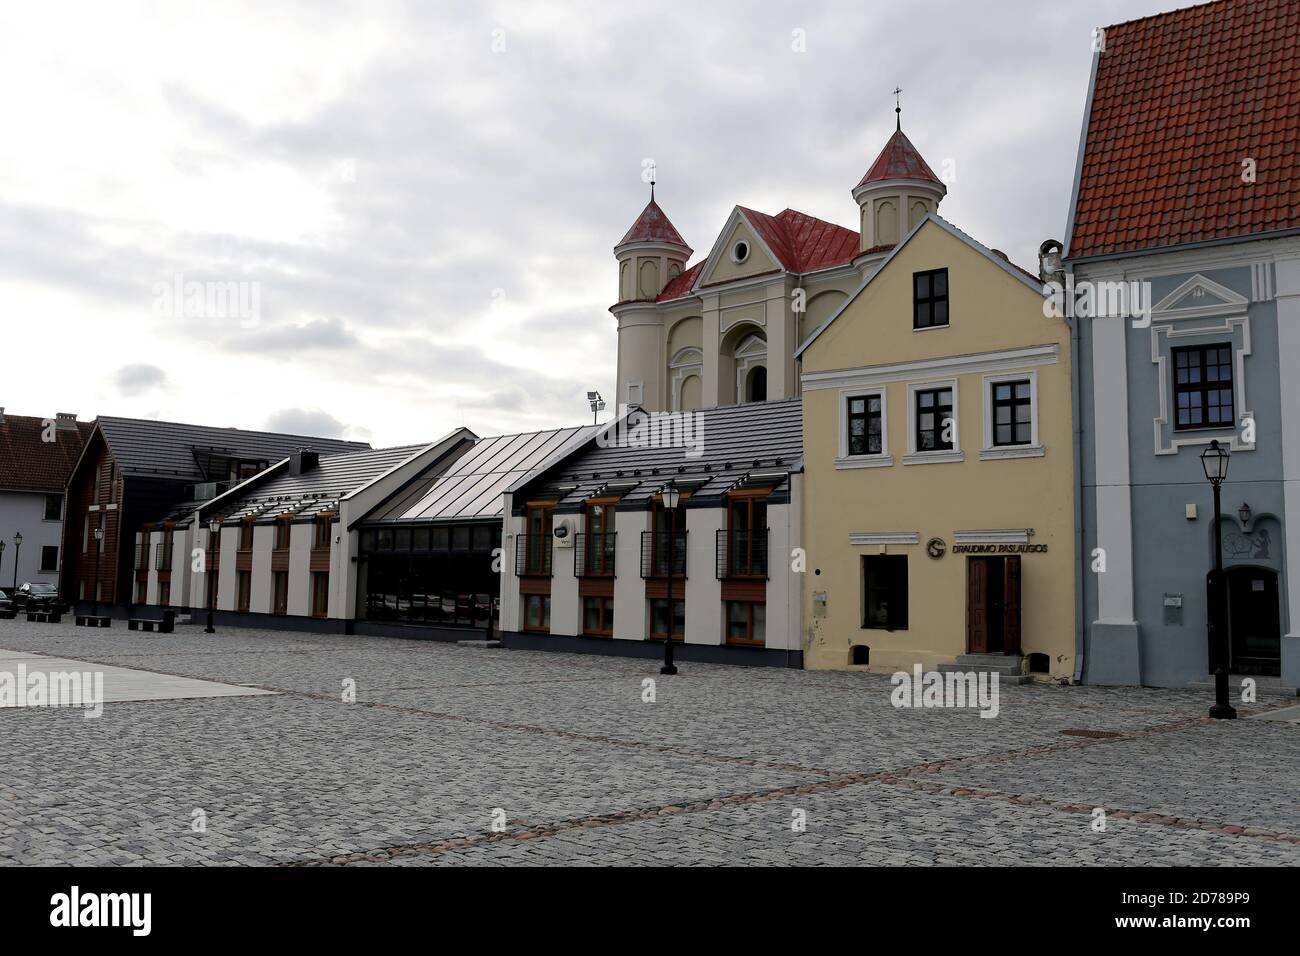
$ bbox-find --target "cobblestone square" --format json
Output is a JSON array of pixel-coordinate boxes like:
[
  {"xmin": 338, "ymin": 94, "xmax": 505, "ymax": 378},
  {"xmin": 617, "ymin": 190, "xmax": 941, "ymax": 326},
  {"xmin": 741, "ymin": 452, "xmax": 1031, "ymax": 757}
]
[{"xmin": 0, "ymin": 620, "xmax": 1296, "ymax": 866}]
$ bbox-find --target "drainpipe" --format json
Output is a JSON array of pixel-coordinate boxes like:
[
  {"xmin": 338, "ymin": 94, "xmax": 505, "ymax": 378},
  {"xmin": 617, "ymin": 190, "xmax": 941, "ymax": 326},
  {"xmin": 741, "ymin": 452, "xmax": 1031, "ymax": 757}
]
[{"xmin": 1043, "ymin": 240, "xmax": 1086, "ymax": 684}]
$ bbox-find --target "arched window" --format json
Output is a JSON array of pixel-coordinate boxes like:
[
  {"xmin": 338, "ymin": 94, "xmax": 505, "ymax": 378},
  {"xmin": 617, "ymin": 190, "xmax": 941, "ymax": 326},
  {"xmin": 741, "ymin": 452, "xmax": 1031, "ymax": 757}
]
[
  {"xmin": 746, "ymin": 366, "xmax": 767, "ymax": 403},
  {"xmin": 733, "ymin": 333, "xmax": 767, "ymax": 404}
]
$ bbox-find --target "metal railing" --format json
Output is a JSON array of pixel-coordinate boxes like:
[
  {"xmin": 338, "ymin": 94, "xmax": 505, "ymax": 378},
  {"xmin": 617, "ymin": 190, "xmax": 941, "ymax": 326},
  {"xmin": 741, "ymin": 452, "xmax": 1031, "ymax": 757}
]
[
  {"xmin": 514, "ymin": 534, "xmax": 553, "ymax": 577},
  {"xmin": 715, "ymin": 529, "xmax": 769, "ymax": 580},
  {"xmin": 574, "ymin": 532, "xmax": 616, "ymax": 577},
  {"xmin": 134, "ymin": 544, "xmax": 148, "ymax": 570},
  {"xmin": 640, "ymin": 530, "xmax": 687, "ymax": 579}
]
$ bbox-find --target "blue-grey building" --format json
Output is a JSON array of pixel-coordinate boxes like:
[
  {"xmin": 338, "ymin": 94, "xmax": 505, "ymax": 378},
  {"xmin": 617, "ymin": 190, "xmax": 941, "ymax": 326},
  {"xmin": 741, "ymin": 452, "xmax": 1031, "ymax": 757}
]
[{"xmin": 1064, "ymin": 0, "xmax": 1299, "ymax": 689}]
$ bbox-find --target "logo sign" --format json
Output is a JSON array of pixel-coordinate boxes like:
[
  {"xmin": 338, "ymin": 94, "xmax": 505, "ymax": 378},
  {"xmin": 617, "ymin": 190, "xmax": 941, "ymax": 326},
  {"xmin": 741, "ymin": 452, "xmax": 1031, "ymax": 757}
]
[{"xmin": 926, "ymin": 537, "xmax": 946, "ymax": 559}]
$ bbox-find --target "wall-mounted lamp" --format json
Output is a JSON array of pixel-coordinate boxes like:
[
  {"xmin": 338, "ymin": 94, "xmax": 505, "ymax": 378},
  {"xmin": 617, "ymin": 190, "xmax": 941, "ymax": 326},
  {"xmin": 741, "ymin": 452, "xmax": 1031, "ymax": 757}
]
[{"xmin": 1238, "ymin": 502, "xmax": 1251, "ymax": 525}]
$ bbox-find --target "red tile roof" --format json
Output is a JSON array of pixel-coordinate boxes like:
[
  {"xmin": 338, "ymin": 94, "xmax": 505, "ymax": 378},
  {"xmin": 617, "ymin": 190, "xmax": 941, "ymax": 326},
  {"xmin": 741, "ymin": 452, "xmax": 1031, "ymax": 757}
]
[
  {"xmin": 618, "ymin": 198, "xmax": 691, "ymax": 249},
  {"xmin": 856, "ymin": 129, "xmax": 942, "ymax": 188},
  {"xmin": 1067, "ymin": 0, "xmax": 1300, "ymax": 260},
  {"xmin": 737, "ymin": 207, "xmax": 860, "ymax": 273},
  {"xmin": 0, "ymin": 413, "xmax": 92, "ymax": 494},
  {"xmin": 657, "ymin": 260, "xmax": 706, "ymax": 301}
]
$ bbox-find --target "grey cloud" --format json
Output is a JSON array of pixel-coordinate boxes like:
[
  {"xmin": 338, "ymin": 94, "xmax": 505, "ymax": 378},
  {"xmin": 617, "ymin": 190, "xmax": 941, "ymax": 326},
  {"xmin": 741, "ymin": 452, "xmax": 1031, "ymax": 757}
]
[
  {"xmin": 264, "ymin": 407, "xmax": 347, "ymax": 439},
  {"xmin": 112, "ymin": 364, "xmax": 167, "ymax": 396}
]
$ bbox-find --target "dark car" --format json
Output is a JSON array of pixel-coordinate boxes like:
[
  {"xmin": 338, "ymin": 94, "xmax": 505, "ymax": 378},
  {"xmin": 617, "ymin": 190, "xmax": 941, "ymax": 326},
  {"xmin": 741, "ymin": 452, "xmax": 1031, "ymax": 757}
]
[
  {"xmin": 0, "ymin": 590, "xmax": 13, "ymax": 616},
  {"xmin": 13, "ymin": 582, "xmax": 63, "ymax": 613}
]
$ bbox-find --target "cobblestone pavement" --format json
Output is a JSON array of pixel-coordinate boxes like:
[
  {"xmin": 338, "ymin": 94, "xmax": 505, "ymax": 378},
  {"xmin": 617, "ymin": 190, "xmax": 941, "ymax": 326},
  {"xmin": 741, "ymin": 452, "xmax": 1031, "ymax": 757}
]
[{"xmin": 0, "ymin": 620, "xmax": 1296, "ymax": 866}]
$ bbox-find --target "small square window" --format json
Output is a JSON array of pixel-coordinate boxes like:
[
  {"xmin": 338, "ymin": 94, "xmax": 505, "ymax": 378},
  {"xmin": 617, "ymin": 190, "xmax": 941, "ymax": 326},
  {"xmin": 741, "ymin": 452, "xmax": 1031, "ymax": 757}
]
[{"xmin": 913, "ymin": 268, "xmax": 949, "ymax": 329}]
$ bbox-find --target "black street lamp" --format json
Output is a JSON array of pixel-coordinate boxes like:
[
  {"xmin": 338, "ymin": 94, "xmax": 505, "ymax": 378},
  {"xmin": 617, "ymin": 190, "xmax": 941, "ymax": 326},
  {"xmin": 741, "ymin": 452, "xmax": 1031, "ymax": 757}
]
[
  {"xmin": 586, "ymin": 390, "xmax": 606, "ymax": 425},
  {"xmin": 205, "ymin": 519, "xmax": 219, "ymax": 634},
  {"xmin": 660, "ymin": 481, "xmax": 680, "ymax": 676},
  {"xmin": 1200, "ymin": 440, "xmax": 1236, "ymax": 720},
  {"xmin": 92, "ymin": 525, "xmax": 104, "ymax": 616},
  {"xmin": 11, "ymin": 532, "xmax": 21, "ymax": 592},
  {"xmin": 0, "ymin": 540, "xmax": 6, "ymax": 594}
]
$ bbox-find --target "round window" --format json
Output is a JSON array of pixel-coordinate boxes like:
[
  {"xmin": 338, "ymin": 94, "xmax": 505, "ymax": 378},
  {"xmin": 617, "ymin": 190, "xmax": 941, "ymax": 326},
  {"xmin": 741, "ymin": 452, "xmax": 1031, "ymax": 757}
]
[{"xmin": 731, "ymin": 240, "xmax": 750, "ymax": 263}]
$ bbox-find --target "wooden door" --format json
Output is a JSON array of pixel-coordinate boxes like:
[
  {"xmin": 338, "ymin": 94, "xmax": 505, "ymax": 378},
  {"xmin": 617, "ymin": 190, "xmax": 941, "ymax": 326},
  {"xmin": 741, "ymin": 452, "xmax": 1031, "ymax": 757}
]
[
  {"xmin": 1002, "ymin": 555, "xmax": 1022, "ymax": 655},
  {"xmin": 966, "ymin": 558, "xmax": 990, "ymax": 653}
]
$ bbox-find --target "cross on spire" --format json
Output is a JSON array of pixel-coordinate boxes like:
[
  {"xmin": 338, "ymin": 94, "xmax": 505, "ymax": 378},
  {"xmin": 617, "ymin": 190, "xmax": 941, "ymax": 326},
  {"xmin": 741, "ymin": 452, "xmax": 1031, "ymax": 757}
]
[
  {"xmin": 894, "ymin": 86, "xmax": 902, "ymax": 131},
  {"xmin": 648, "ymin": 161, "xmax": 656, "ymax": 201}
]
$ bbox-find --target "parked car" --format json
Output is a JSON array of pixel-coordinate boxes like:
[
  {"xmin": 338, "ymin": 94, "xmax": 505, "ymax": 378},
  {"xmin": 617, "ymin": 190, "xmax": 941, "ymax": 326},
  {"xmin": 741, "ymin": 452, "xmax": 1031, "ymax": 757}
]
[
  {"xmin": 0, "ymin": 590, "xmax": 13, "ymax": 615},
  {"xmin": 13, "ymin": 582, "xmax": 64, "ymax": 613}
]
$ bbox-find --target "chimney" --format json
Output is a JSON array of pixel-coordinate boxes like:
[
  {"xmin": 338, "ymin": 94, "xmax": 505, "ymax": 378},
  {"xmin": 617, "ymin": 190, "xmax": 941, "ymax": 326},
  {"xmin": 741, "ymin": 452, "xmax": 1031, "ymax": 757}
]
[
  {"xmin": 1038, "ymin": 239, "xmax": 1065, "ymax": 285},
  {"xmin": 991, "ymin": 249, "xmax": 1010, "ymax": 262},
  {"xmin": 289, "ymin": 449, "xmax": 320, "ymax": 476},
  {"xmin": 55, "ymin": 412, "xmax": 78, "ymax": 432},
  {"xmin": 0, "ymin": 407, "xmax": 5, "ymax": 424}
]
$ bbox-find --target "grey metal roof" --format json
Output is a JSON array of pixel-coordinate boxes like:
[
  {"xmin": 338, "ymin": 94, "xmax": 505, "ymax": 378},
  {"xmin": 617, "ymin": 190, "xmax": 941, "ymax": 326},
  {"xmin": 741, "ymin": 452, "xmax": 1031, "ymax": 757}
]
[
  {"xmin": 514, "ymin": 399, "xmax": 803, "ymax": 510},
  {"xmin": 365, "ymin": 424, "xmax": 599, "ymax": 524},
  {"xmin": 95, "ymin": 415, "xmax": 370, "ymax": 479},
  {"xmin": 209, "ymin": 445, "xmax": 426, "ymax": 523}
]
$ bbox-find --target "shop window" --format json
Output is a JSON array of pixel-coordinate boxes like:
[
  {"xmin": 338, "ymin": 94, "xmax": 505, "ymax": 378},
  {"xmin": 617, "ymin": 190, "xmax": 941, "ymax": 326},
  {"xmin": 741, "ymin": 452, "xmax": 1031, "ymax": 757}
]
[
  {"xmin": 135, "ymin": 580, "xmax": 148, "ymax": 604},
  {"xmin": 1173, "ymin": 344, "xmax": 1234, "ymax": 430},
  {"xmin": 311, "ymin": 572, "xmax": 329, "ymax": 618},
  {"xmin": 582, "ymin": 596, "xmax": 614, "ymax": 636},
  {"xmin": 726, "ymin": 601, "xmax": 766, "ymax": 646},
  {"xmin": 272, "ymin": 571, "xmax": 288, "ymax": 614},
  {"xmin": 237, "ymin": 571, "xmax": 252, "ymax": 612},
  {"xmin": 524, "ymin": 594, "xmax": 551, "ymax": 632},
  {"xmin": 863, "ymin": 555, "xmax": 908, "ymax": 630},
  {"xmin": 649, "ymin": 598, "xmax": 684, "ymax": 642},
  {"xmin": 913, "ymin": 268, "xmax": 949, "ymax": 329}
]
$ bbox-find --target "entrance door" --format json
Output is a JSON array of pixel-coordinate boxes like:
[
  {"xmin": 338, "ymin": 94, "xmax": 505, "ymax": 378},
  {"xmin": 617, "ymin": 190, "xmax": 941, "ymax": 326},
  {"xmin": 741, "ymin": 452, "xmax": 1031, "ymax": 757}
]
[
  {"xmin": 1226, "ymin": 567, "xmax": 1281, "ymax": 675},
  {"xmin": 966, "ymin": 555, "xmax": 1021, "ymax": 654}
]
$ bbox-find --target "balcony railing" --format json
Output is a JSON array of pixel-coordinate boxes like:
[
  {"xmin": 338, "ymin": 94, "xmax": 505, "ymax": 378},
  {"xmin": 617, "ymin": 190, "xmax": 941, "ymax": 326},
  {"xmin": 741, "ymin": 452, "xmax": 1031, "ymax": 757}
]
[
  {"xmin": 640, "ymin": 530, "xmax": 687, "ymax": 579},
  {"xmin": 154, "ymin": 543, "xmax": 174, "ymax": 571},
  {"xmin": 715, "ymin": 529, "xmax": 769, "ymax": 580},
  {"xmin": 514, "ymin": 534, "xmax": 553, "ymax": 577},
  {"xmin": 574, "ymin": 532, "xmax": 616, "ymax": 578},
  {"xmin": 134, "ymin": 544, "xmax": 148, "ymax": 570}
]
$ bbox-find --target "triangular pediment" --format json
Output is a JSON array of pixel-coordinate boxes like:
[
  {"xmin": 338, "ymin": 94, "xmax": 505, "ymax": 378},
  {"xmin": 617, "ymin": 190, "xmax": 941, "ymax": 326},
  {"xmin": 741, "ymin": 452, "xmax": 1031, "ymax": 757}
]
[
  {"xmin": 1151, "ymin": 273, "xmax": 1249, "ymax": 320},
  {"xmin": 697, "ymin": 208, "xmax": 782, "ymax": 288}
]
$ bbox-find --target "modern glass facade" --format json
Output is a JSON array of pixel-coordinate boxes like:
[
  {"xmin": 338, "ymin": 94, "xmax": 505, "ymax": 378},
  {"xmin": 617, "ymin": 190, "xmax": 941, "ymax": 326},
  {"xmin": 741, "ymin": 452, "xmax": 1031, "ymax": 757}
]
[{"xmin": 358, "ymin": 522, "xmax": 501, "ymax": 628}]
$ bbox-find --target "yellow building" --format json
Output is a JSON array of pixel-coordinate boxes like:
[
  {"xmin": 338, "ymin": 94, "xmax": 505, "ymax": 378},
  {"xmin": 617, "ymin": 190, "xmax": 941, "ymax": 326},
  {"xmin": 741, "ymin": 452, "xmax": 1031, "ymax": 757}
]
[{"xmin": 797, "ymin": 215, "xmax": 1075, "ymax": 680}]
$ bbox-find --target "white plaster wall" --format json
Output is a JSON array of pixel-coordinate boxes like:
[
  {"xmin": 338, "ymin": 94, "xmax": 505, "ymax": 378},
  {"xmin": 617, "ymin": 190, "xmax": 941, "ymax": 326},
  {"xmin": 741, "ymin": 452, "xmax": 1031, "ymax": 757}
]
[
  {"xmin": 1276, "ymin": 256, "xmax": 1300, "ymax": 640},
  {"xmin": 684, "ymin": 508, "xmax": 724, "ymax": 645},
  {"xmin": 250, "ymin": 525, "xmax": 272, "ymax": 614},
  {"xmin": 0, "ymin": 490, "xmax": 63, "ymax": 585},
  {"xmin": 613, "ymin": 510, "xmax": 648, "ymax": 640},
  {"xmin": 171, "ymin": 526, "xmax": 192, "ymax": 607},
  {"xmin": 286, "ymin": 523, "xmax": 312, "ymax": 617},
  {"xmin": 550, "ymin": 515, "xmax": 580, "ymax": 636},
  {"xmin": 217, "ymin": 526, "xmax": 238, "ymax": 611},
  {"xmin": 499, "ymin": 497, "xmax": 524, "ymax": 631}
]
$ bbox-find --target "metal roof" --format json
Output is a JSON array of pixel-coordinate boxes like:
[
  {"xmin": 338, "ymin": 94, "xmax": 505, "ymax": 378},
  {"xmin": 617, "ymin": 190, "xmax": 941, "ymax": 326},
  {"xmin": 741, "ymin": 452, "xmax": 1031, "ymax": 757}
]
[
  {"xmin": 364, "ymin": 424, "xmax": 600, "ymax": 524},
  {"xmin": 206, "ymin": 445, "xmax": 428, "ymax": 524},
  {"xmin": 513, "ymin": 399, "xmax": 803, "ymax": 511},
  {"xmin": 95, "ymin": 415, "xmax": 369, "ymax": 479}
]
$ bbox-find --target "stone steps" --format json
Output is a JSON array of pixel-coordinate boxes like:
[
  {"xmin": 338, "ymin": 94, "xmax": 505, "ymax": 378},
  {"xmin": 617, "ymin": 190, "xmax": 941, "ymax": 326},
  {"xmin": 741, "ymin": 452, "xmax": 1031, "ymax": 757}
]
[{"xmin": 938, "ymin": 654, "xmax": 1032, "ymax": 684}]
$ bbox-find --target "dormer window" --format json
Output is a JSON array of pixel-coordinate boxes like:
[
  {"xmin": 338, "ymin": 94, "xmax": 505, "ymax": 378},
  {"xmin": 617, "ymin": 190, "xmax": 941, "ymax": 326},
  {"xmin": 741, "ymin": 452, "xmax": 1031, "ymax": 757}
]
[
  {"xmin": 913, "ymin": 268, "xmax": 949, "ymax": 329},
  {"xmin": 731, "ymin": 240, "xmax": 750, "ymax": 264}
]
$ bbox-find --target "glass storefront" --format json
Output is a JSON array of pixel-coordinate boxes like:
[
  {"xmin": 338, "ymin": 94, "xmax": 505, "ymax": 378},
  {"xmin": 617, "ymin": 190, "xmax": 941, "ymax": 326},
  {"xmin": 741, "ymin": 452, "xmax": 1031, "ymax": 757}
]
[{"xmin": 358, "ymin": 522, "xmax": 501, "ymax": 628}]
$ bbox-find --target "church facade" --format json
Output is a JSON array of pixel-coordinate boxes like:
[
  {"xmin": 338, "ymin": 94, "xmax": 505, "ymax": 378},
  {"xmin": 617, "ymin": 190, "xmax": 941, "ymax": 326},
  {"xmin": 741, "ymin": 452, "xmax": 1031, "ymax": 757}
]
[{"xmin": 611, "ymin": 124, "xmax": 948, "ymax": 413}]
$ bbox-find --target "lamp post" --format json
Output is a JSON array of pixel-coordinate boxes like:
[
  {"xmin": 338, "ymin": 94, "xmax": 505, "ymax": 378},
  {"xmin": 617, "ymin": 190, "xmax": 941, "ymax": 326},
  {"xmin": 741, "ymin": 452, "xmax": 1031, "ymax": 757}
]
[
  {"xmin": 205, "ymin": 519, "xmax": 219, "ymax": 634},
  {"xmin": 0, "ymin": 540, "xmax": 6, "ymax": 595},
  {"xmin": 92, "ymin": 525, "xmax": 104, "ymax": 616},
  {"xmin": 1200, "ymin": 440, "xmax": 1236, "ymax": 720},
  {"xmin": 12, "ymin": 532, "xmax": 21, "ymax": 592},
  {"xmin": 660, "ymin": 481, "xmax": 680, "ymax": 676},
  {"xmin": 586, "ymin": 390, "xmax": 606, "ymax": 425}
]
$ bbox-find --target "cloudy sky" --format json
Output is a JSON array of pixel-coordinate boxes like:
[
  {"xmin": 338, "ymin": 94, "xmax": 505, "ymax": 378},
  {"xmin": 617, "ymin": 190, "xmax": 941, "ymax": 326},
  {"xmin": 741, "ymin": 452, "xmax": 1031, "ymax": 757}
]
[{"xmin": 0, "ymin": 0, "xmax": 1180, "ymax": 448}]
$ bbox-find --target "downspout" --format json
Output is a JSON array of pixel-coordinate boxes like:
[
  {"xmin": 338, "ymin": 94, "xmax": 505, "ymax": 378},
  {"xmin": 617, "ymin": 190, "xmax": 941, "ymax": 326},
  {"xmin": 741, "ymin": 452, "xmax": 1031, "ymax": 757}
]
[{"xmin": 1069, "ymin": 298, "xmax": 1087, "ymax": 684}]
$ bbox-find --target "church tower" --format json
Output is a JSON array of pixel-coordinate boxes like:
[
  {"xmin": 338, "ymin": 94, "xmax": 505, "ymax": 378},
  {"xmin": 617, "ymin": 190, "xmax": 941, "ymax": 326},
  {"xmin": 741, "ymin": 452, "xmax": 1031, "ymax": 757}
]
[
  {"xmin": 612, "ymin": 186, "xmax": 692, "ymax": 411},
  {"xmin": 852, "ymin": 107, "xmax": 946, "ymax": 254}
]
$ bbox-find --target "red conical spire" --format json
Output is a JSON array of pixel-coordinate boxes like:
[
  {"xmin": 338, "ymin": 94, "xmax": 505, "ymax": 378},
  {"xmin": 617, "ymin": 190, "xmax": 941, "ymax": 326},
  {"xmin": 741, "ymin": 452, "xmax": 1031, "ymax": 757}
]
[
  {"xmin": 856, "ymin": 128, "xmax": 942, "ymax": 188},
  {"xmin": 618, "ymin": 198, "xmax": 690, "ymax": 249}
]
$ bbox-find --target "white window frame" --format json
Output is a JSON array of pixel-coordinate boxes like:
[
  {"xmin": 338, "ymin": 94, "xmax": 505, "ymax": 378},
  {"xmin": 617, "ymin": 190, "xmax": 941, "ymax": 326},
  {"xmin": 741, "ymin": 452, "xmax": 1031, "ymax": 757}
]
[
  {"xmin": 980, "ymin": 370, "xmax": 1044, "ymax": 460},
  {"xmin": 835, "ymin": 387, "xmax": 891, "ymax": 469},
  {"xmin": 903, "ymin": 378, "xmax": 963, "ymax": 465}
]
